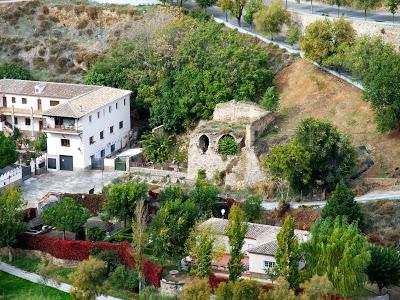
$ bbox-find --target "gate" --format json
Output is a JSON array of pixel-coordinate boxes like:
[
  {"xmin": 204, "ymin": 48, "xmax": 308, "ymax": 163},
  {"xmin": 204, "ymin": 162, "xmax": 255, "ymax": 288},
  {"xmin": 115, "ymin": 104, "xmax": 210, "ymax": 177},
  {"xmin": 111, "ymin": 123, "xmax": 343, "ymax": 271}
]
[
  {"xmin": 115, "ymin": 157, "xmax": 126, "ymax": 171},
  {"xmin": 21, "ymin": 165, "xmax": 31, "ymax": 180},
  {"xmin": 60, "ymin": 155, "xmax": 73, "ymax": 171},
  {"xmin": 91, "ymin": 158, "xmax": 104, "ymax": 170}
]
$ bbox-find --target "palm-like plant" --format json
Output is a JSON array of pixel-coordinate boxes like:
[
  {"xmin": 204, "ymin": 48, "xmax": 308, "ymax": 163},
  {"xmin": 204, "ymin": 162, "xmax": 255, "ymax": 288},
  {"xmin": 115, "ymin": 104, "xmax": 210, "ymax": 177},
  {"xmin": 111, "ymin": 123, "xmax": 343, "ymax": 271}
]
[{"xmin": 141, "ymin": 132, "xmax": 175, "ymax": 166}]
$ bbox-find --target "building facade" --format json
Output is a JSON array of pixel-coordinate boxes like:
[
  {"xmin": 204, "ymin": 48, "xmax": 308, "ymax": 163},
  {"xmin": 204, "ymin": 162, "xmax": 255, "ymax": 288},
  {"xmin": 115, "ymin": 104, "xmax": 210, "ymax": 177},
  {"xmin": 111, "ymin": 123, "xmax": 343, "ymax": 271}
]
[{"xmin": 0, "ymin": 79, "xmax": 131, "ymax": 171}]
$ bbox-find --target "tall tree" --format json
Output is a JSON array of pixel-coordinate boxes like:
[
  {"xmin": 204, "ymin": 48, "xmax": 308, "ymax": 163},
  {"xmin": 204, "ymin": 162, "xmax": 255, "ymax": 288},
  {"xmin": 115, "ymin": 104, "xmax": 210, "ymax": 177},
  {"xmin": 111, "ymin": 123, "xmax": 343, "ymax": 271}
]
[
  {"xmin": 366, "ymin": 245, "xmax": 400, "ymax": 294},
  {"xmin": 0, "ymin": 132, "xmax": 19, "ymax": 168},
  {"xmin": 69, "ymin": 257, "xmax": 107, "ymax": 300},
  {"xmin": 386, "ymin": 0, "xmax": 399, "ymax": 23},
  {"xmin": 188, "ymin": 226, "xmax": 214, "ymax": 278},
  {"xmin": 131, "ymin": 199, "xmax": 148, "ymax": 293},
  {"xmin": 188, "ymin": 181, "xmax": 220, "ymax": 215},
  {"xmin": 103, "ymin": 181, "xmax": 148, "ymax": 227},
  {"xmin": 225, "ymin": 204, "xmax": 248, "ymax": 282},
  {"xmin": 321, "ymin": 181, "xmax": 363, "ymax": 226},
  {"xmin": 41, "ymin": 197, "xmax": 90, "ymax": 240},
  {"xmin": 150, "ymin": 199, "xmax": 199, "ymax": 262},
  {"xmin": 302, "ymin": 217, "xmax": 371, "ymax": 298},
  {"xmin": 352, "ymin": 0, "xmax": 382, "ymax": 19},
  {"xmin": 196, "ymin": 0, "xmax": 217, "ymax": 9},
  {"xmin": 243, "ymin": 0, "xmax": 263, "ymax": 28},
  {"xmin": 0, "ymin": 186, "xmax": 26, "ymax": 262},
  {"xmin": 271, "ymin": 216, "xmax": 301, "ymax": 289},
  {"xmin": 254, "ymin": 1, "xmax": 291, "ymax": 39}
]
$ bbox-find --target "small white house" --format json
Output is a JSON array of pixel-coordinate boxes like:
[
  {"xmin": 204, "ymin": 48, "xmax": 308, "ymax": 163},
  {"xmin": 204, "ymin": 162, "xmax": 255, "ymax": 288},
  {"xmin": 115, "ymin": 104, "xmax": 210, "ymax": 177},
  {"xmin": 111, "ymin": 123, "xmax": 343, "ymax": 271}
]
[
  {"xmin": 0, "ymin": 79, "xmax": 131, "ymax": 170},
  {"xmin": 200, "ymin": 218, "xmax": 309, "ymax": 277}
]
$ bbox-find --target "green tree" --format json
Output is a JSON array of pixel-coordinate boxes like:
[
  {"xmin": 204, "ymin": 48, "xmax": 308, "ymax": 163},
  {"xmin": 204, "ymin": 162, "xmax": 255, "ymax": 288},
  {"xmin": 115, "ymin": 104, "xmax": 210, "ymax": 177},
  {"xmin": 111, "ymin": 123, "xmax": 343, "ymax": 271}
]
[
  {"xmin": 302, "ymin": 217, "xmax": 371, "ymax": 298},
  {"xmin": 366, "ymin": 245, "xmax": 400, "ymax": 293},
  {"xmin": 225, "ymin": 204, "xmax": 248, "ymax": 282},
  {"xmin": 321, "ymin": 181, "xmax": 363, "ymax": 226},
  {"xmin": 352, "ymin": 0, "xmax": 382, "ymax": 19},
  {"xmin": 150, "ymin": 199, "xmax": 199, "ymax": 262},
  {"xmin": 260, "ymin": 86, "xmax": 280, "ymax": 111},
  {"xmin": 243, "ymin": 0, "xmax": 263, "ymax": 28},
  {"xmin": 215, "ymin": 282, "xmax": 234, "ymax": 300},
  {"xmin": 0, "ymin": 132, "xmax": 19, "ymax": 168},
  {"xmin": 69, "ymin": 257, "xmax": 107, "ymax": 300},
  {"xmin": 158, "ymin": 186, "xmax": 187, "ymax": 204},
  {"xmin": 242, "ymin": 194, "xmax": 263, "ymax": 222},
  {"xmin": 286, "ymin": 24, "xmax": 300, "ymax": 46},
  {"xmin": 293, "ymin": 118, "xmax": 355, "ymax": 193},
  {"xmin": 33, "ymin": 132, "xmax": 47, "ymax": 152},
  {"xmin": 232, "ymin": 279, "xmax": 260, "ymax": 300},
  {"xmin": 196, "ymin": 0, "xmax": 217, "ymax": 9},
  {"xmin": 182, "ymin": 277, "xmax": 211, "ymax": 300},
  {"xmin": 262, "ymin": 142, "xmax": 312, "ymax": 194},
  {"xmin": 254, "ymin": 1, "xmax": 290, "ymax": 39},
  {"xmin": 141, "ymin": 132, "xmax": 175, "ymax": 166},
  {"xmin": 218, "ymin": 135, "xmax": 238, "ymax": 156},
  {"xmin": 41, "ymin": 197, "xmax": 90, "ymax": 240},
  {"xmin": 271, "ymin": 216, "xmax": 301, "ymax": 289},
  {"xmin": 189, "ymin": 183, "xmax": 220, "ymax": 218},
  {"xmin": 108, "ymin": 265, "xmax": 139, "ymax": 291},
  {"xmin": 300, "ymin": 18, "xmax": 355, "ymax": 66},
  {"xmin": 103, "ymin": 181, "xmax": 148, "ymax": 227},
  {"xmin": 218, "ymin": 0, "xmax": 234, "ymax": 21},
  {"xmin": 0, "ymin": 62, "xmax": 33, "ymax": 80},
  {"xmin": 131, "ymin": 199, "xmax": 148, "ymax": 293},
  {"xmin": 0, "ymin": 186, "xmax": 26, "ymax": 262},
  {"xmin": 386, "ymin": 0, "xmax": 399, "ymax": 23},
  {"xmin": 340, "ymin": 36, "xmax": 400, "ymax": 132},
  {"xmin": 86, "ymin": 227, "xmax": 106, "ymax": 242}
]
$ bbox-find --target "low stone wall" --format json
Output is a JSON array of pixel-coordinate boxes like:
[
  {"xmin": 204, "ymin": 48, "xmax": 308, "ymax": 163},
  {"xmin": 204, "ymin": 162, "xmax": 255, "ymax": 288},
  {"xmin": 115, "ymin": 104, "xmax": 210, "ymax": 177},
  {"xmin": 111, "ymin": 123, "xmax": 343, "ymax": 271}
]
[
  {"xmin": 160, "ymin": 279, "xmax": 184, "ymax": 298},
  {"xmin": 291, "ymin": 11, "xmax": 400, "ymax": 48},
  {"xmin": 129, "ymin": 167, "xmax": 191, "ymax": 185},
  {"xmin": 0, "ymin": 247, "xmax": 80, "ymax": 268}
]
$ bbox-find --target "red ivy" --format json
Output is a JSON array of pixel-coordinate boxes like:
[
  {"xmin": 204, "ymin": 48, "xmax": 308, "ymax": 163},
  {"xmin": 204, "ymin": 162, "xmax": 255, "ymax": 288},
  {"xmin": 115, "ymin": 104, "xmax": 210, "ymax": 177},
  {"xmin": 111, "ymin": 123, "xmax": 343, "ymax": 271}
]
[{"xmin": 16, "ymin": 233, "xmax": 162, "ymax": 287}]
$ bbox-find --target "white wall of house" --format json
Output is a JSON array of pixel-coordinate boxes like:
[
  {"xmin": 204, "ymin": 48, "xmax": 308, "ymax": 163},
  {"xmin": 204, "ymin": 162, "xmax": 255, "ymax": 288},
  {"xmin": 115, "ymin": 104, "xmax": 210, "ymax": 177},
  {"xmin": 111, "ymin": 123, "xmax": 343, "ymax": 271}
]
[
  {"xmin": 248, "ymin": 253, "xmax": 276, "ymax": 274},
  {"xmin": 1, "ymin": 93, "xmax": 68, "ymax": 112},
  {"xmin": 80, "ymin": 95, "xmax": 130, "ymax": 167},
  {"xmin": 5, "ymin": 115, "xmax": 42, "ymax": 132}
]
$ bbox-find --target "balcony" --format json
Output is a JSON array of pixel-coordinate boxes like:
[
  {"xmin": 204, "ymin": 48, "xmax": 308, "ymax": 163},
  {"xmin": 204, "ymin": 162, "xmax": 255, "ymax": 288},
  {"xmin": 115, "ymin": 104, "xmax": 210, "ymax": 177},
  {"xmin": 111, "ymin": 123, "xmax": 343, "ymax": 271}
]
[
  {"xmin": 0, "ymin": 107, "xmax": 42, "ymax": 117},
  {"xmin": 42, "ymin": 124, "xmax": 82, "ymax": 135}
]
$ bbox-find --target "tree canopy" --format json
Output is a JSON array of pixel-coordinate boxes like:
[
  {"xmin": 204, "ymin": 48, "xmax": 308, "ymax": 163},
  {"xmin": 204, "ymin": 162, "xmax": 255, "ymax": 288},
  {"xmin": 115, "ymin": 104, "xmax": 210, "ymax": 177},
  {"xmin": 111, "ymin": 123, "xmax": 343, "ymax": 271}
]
[
  {"xmin": 41, "ymin": 197, "xmax": 90, "ymax": 239},
  {"xmin": 254, "ymin": 1, "xmax": 290, "ymax": 39},
  {"xmin": 103, "ymin": 181, "xmax": 148, "ymax": 227},
  {"xmin": 0, "ymin": 62, "xmax": 33, "ymax": 80},
  {"xmin": 0, "ymin": 132, "xmax": 19, "ymax": 168},
  {"xmin": 263, "ymin": 118, "xmax": 356, "ymax": 195},
  {"xmin": 141, "ymin": 132, "xmax": 176, "ymax": 166},
  {"xmin": 302, "ymin": 217, "xmax": 370, "ymax": 298}
]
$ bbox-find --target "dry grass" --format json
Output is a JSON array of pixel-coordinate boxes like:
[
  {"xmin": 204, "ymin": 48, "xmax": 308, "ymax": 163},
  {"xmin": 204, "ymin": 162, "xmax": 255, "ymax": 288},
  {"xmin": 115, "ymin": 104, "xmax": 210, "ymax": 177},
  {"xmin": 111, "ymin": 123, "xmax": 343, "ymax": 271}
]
[{"xmin": 273, "ymin": 59, "xmax": 400, "ymax": 178}]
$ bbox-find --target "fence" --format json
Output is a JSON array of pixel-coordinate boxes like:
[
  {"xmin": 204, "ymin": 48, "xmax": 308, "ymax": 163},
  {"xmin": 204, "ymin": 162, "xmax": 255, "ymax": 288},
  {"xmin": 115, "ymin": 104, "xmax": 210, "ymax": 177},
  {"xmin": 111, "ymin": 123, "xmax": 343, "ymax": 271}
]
[{"xmin": 0, "ymin": 166, "xmax": 22, "ymax": 189}]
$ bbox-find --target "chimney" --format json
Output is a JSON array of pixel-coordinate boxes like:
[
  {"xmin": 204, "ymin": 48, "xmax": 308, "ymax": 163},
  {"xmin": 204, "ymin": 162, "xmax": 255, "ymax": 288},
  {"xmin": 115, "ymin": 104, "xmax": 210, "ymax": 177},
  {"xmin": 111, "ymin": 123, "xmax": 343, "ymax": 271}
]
[{"xmin": 34, "ymin": 83, "xmax": 47, "ymax": 95}]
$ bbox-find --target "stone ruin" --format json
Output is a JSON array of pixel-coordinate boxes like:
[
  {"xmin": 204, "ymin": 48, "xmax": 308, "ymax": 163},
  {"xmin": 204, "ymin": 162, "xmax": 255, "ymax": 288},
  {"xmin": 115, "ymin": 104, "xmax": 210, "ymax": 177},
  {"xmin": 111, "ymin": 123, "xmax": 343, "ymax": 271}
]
[{"xmin": 187, "ymin": 100, "xmax": 275, "ymax": 189}]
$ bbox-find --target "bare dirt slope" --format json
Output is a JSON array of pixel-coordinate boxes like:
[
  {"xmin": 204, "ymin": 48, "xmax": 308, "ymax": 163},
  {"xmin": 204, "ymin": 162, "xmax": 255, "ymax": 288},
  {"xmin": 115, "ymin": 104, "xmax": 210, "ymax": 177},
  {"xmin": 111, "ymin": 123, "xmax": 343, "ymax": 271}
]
[{"xmin": 273, "ymin": 59, "xmax": 400, "ymax": 178}]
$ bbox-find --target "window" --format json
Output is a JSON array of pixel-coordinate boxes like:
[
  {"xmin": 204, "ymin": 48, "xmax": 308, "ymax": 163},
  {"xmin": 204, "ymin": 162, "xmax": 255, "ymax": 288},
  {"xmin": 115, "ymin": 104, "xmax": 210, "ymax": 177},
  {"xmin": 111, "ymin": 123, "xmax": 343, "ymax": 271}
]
[
  {"xmin": 12, "ymin": 97, "xmax": 15, "ymax": 103},
  {"xmin": 61, "ymin": 139, "xmax": 70, "ymax": 147},
  {"xmin": 109, "ymin": 106, "xmax": 112, "ymax": 113},
  {"xmin": 264, "ymin": 261, "xmax": 275, "ymax": 269},
  {"xmin": 110, "ymin": 126, "xmax": 114, "ymax": 134},
  {"xmin": 100, "ymin": 131, "xmax": 104, "ymax": 140},
  {"xmin": 2, "ymin": 96, "xmax": 5, "ymax": 103},
  {"xmin": 100, "ymin": 149, "xmax": 105, "ymax": 158},
  {"xmin": 50, "ymin": 100, "xmax": 59, "ymax": 106},
  {"xmin": 89, "ymin": 136, "xmax": 94, "ymax": 144},
  {"xmin": 124, "ymin": 98, "xmax": 126, "ymax": 106},
  {"xmin": 97, "ymin": 111, "xmax": 100, "ymax": 119},
  {"xmin": 119, "ymin": 121, "xmax": 123, "ymax": 129},
  {"xmin": 111, "ymin": 144, "xmax": 115, "ymax": 152},
  {"xmin": 22, "ymin": 98, "xmax": 27, "ymax": 104},
  {"xmin": 14, "ymin": 116, "xmax": 18, "ymax": 124},
  {"xmin": 48, "ymin": 158, "xmax": 56, "ymax": 169},
  {"xmin": 89, "ymin": 115, "xmax": 92, "ymax": 122},
  {"xmin": 90, "ymin": 155, "xmax": 95, "ymax": 161},
  {"xmin": 25, "ymin": 118, "xmax": 31, "ymax": 126},
  {"xmin": 115, "ymin": 102, "xmax": 118, "ymax": 110}
]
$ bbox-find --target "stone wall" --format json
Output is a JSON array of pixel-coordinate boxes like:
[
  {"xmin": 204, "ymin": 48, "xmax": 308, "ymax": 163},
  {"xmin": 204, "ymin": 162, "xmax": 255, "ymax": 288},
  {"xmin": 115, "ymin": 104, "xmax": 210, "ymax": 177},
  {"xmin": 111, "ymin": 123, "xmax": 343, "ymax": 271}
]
[
  {"xmin": 213, "ymin": 100, "xmax": 270, "ymax": 122},
  {"xmin": 292, "ymin": 11, "xmax": 400, "ymax": 49}
]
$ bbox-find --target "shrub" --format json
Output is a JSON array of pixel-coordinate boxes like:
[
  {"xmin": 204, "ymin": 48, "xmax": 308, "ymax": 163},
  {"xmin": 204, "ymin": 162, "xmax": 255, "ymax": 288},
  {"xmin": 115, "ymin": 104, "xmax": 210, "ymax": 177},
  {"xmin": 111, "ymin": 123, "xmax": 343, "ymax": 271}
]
[
  {"xmin": 242, "ymin": 195, "xmax": 263, "ymax": 222},
  {"xmin": 286, "ymin": 24, "xmax": 300, "ymax": 46},
  {"xmin": 94, "ymin": 250, "xmax": 121, "ymax": 275},
  {"xmin": 87, "ymin": 226, "xmax": 106, "ymax": 242},
  {"xmin": 108, "ymin": 265, "xmax": 139, "ymax": 291},
  {"xmin": 139, "ymin": 286, "xmax": 174, "ymax": 300},
  {"xmin": 189, "ymin": 7, "xmax": 210, "ymax": 21},
  {"xmin": 86, "ymin": 6, "xmax": 99, "ymax": 20},
  {"xmin": 232, "ymin": 279, "xmax": 260, "ymax": 300},
  {"xmin": 0, "ymin": 62, "xmax": 33, "ymax": 80},
  {"xmin": 182, "ymin": 277, "xmax": 211, "ymax": 300},
  {"xmin": 218, "ymin": 135, "xmax": 238, "ymax": 156},
  {"xmin": 77, "ymin": 18, "xmax": 88, "ymax": 29},
  {"xmin": 260, "ymin": 86, "xmax": 280, "ymax": 111},
  {"xmin": 215, "ymin": 282, "xmax": 233, "ymax": 300},
  {"xmin": 42, "ymin": 6, "xmax": 49, "ymax": 15}
]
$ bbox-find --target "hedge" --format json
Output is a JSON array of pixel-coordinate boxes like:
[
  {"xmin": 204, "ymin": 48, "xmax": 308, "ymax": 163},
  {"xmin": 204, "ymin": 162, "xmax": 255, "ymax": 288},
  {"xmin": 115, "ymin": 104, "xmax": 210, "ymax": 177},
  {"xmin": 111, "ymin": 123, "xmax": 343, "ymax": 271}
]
[{"xmin": 16, "ymin": 233, "xmax": 162, "ymax": 287}]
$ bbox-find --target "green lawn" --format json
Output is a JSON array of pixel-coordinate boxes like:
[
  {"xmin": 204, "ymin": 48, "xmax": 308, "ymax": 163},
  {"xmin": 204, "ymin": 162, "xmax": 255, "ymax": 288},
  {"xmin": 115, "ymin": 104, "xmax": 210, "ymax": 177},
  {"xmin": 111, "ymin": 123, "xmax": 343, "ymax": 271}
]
[{"xmin": 0, "ymin": 271, "xmax": 72, "ymax": 300}]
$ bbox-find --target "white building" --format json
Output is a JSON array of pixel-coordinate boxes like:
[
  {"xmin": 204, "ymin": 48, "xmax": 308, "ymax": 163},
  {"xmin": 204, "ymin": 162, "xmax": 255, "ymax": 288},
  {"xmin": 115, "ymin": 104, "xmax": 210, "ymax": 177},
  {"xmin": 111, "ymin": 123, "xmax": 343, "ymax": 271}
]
[
  {"xmin": 200, "ymin": 218, "xmax": 309, "ymax": 277},
  {"xmin": 0, "ymin": 79, "xmax": 131, "ymax": 171}
]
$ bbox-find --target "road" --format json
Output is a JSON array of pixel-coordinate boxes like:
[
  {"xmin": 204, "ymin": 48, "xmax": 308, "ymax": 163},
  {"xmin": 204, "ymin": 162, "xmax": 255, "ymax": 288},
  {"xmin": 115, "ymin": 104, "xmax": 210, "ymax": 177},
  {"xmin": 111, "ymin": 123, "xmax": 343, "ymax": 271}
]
[{"xmin": 261, "ymin": 190, "xmax": 400, "ymax": 210}]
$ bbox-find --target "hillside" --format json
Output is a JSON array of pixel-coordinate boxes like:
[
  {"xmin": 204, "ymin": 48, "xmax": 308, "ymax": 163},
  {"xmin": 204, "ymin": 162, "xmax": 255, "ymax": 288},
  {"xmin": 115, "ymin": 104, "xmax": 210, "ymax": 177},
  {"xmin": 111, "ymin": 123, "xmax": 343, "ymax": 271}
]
[{"xmin": 272, "ymin": 59, "xmax": 400, "ymax": 178}]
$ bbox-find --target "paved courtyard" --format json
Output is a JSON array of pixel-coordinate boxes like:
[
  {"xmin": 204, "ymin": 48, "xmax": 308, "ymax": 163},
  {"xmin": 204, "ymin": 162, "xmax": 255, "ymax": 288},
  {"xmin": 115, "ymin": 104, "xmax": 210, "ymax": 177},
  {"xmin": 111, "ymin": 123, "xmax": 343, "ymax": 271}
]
[{"xmin": 22, "ymin": 170, "xmax": 125, "ymax": 208}]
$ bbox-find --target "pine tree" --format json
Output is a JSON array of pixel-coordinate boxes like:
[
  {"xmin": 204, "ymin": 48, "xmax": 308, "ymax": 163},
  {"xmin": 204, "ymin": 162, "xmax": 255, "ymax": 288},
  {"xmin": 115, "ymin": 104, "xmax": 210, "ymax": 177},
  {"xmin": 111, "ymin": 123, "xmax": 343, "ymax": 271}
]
[
  {"xmin": 321, "ymin": 181, "xmax": 363, "ymax": 227},
  {"xmin": 271, "ymin": 216, "xmax": 301, "ymax": 289}
]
